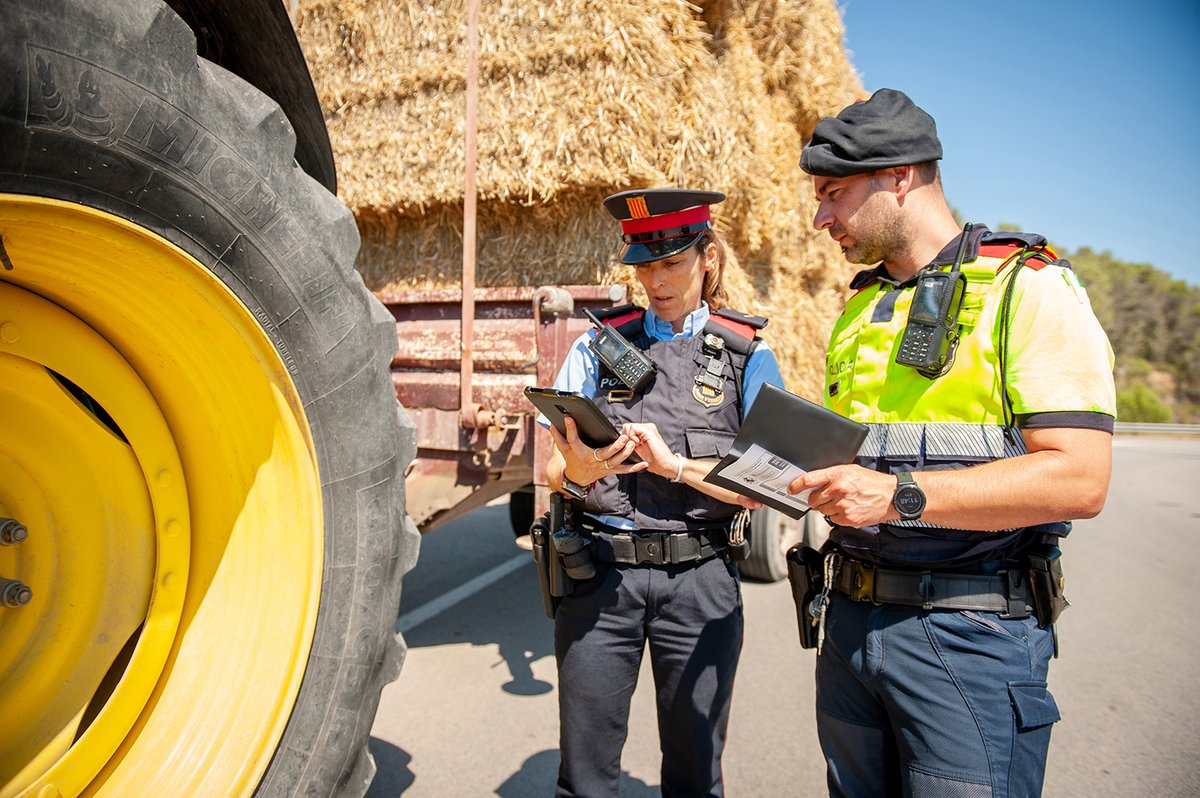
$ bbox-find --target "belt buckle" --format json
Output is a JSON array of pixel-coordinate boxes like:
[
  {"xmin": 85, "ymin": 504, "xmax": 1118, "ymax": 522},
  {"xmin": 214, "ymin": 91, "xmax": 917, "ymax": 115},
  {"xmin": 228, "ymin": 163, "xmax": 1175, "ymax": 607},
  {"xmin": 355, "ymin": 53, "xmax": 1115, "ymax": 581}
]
[
  {"xmin": 847, "ymin": 560, "xmax": 875, "ymax": 603},
  {"xmin": 634, "ymin": 534, "xmax": 668, "ymax": 565}
]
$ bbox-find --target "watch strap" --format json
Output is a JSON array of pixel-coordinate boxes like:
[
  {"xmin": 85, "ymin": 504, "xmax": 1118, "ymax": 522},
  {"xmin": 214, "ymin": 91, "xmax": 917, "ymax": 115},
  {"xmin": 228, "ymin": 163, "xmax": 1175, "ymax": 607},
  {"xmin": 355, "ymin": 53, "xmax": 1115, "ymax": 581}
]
[{"xmin": 560, "ymin": 478, "xmax": 591, "ymax": 501}]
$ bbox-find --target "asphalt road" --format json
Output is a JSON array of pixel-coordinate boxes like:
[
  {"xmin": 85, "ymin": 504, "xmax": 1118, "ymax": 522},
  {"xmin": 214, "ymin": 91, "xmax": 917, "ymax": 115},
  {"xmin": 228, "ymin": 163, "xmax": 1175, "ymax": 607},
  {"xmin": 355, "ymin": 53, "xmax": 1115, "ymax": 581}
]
[{"xmin": 367, "ymin": 435, "xmax": 1200, "ymax": 797}]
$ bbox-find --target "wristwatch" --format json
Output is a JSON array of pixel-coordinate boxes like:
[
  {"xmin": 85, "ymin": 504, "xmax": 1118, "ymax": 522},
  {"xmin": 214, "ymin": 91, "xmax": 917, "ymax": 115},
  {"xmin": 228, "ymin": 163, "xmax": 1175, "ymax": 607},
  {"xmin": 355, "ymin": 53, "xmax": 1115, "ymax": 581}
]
[
  {"xmin": 892, "ymin": 472, "xmax": 926, "ymax": 521},
  {"xmin": 560, "ymin": 477, "xmax": 591, "ymax": 501}
]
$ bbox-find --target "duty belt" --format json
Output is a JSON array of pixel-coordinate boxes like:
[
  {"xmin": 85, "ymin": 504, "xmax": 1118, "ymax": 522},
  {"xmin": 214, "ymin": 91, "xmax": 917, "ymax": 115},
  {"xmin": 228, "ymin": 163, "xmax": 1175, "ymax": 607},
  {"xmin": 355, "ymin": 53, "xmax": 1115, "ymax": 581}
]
[
  {"xmin": 832, "ymin": 556, "xmax": 1033, "ymax": 619},
  {"xmin": 581, "ymin": 522, "xmax": 727, "ymax": 566}
]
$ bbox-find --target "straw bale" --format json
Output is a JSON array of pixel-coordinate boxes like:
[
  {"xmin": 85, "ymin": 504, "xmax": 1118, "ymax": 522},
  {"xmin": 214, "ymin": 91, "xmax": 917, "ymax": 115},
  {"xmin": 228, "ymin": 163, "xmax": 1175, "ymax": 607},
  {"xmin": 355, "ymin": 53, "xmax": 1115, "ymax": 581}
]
[{"xmin": 294, "ymin": 0, "xmax": 864, "ymax": 400}]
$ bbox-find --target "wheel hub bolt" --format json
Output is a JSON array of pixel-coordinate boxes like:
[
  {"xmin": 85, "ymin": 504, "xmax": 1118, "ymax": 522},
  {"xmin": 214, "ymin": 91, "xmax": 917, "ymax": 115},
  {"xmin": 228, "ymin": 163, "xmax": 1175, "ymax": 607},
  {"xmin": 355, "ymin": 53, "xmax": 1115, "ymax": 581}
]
[
  {"xmin": 0, "ymin": 518, "xmax": 27, "ymax": 545},
  {"xmin": 1, "ymin": 579, "xmax": 32, "ymax": 607}
]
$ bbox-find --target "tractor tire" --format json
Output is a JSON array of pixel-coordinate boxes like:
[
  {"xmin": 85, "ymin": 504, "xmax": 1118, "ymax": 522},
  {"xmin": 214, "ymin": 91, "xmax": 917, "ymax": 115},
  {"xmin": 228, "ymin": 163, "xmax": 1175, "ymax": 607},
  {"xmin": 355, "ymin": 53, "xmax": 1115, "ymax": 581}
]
[{"xmin": 0, "ymin": 1, "xmax": 419, "ymax": 796}]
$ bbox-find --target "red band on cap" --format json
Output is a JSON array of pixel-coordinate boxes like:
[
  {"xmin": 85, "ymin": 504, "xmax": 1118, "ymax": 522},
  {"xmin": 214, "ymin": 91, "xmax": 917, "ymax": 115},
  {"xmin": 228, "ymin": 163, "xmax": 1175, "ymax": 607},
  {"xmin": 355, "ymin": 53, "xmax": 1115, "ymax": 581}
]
[{"xmin": 620, "ymin": 205, "xmax": 711, "ymax": 236}]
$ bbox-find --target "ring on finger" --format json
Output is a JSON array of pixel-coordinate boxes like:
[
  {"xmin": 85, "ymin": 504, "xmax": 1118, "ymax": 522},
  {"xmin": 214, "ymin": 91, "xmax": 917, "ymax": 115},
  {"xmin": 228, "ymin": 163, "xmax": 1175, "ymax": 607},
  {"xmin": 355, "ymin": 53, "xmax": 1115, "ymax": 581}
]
[
  {"xmin": 593, "ymin": 447, "xmax": 603, "ymax": 461},
  {"xmin": 604, "ymin": 459, "xmax": 611, "ymax": 469}
]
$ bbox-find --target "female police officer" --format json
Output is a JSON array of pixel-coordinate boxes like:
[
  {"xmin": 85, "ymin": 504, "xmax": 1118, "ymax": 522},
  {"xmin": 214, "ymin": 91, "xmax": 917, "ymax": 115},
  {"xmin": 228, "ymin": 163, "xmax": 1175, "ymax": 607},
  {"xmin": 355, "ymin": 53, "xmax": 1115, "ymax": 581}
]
[{"xmin": 544, "ymin": 188, "xmax": 783, "ymax": 798}]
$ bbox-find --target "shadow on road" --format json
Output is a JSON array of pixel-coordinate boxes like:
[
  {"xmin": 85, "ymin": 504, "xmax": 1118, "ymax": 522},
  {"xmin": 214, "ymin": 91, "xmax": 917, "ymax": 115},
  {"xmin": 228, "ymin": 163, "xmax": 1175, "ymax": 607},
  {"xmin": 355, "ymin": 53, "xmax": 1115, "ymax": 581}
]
[
  {"xmin": 399, "ymin": 504, "xmax": 556, "ymax": 696},
  {"xmin": 365, "ymin": 737, "xmax": 414, "ymax": 797},
  {"xmin": 367, "ymin": 742, "xmax": 661, "ymax": 797},
  {"xmin": 495, "ymin": 749, "xmax": 660, "ymax": 798},
  {"xmin": 401, "ymin": 566, "xmax": 555, "ymax": 696}
]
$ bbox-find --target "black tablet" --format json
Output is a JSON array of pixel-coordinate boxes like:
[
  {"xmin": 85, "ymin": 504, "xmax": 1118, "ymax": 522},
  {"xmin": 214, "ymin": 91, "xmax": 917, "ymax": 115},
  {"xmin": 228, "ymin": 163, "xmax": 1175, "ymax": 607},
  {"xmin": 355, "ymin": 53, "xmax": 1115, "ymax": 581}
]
[{"xmin": 524, "ymin": 387, "xmax": 620, "ymax": 448}]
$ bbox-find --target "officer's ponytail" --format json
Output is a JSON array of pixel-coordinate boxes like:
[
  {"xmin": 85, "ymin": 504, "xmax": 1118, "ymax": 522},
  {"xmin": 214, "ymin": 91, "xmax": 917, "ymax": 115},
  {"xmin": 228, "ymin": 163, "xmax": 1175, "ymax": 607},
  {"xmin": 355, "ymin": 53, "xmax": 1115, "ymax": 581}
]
[{"xmin": 698, "ymin": 230, "xmax": 729, "ymax": 311}]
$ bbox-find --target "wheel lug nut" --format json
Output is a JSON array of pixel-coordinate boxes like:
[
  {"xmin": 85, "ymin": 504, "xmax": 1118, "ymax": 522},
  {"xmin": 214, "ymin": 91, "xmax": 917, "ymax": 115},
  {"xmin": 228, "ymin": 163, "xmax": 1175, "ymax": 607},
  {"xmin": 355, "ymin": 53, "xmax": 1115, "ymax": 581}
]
[
  {"xmin": 0, "ymin": 518, "xmax": 27, "ymax": 545},
  {"xmin": 1, "ymin": 579, "xmax": 32, "ymax": 607}
]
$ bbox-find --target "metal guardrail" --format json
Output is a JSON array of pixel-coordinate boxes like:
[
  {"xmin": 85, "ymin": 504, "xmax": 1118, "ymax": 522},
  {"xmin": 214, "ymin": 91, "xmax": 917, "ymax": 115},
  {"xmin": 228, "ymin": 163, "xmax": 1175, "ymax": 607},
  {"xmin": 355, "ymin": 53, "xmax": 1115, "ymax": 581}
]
[{"xmin": 1113, "ymin": 422, "xmax": 1200, "ymax": 436}]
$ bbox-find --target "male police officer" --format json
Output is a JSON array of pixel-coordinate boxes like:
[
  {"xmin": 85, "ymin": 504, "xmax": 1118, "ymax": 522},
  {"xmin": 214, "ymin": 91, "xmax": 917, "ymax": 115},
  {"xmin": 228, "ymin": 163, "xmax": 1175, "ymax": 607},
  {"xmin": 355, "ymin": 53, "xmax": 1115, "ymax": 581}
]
[{"xmin": 789, "ymin": 89, "xmax": 1116, "ymax": 796}]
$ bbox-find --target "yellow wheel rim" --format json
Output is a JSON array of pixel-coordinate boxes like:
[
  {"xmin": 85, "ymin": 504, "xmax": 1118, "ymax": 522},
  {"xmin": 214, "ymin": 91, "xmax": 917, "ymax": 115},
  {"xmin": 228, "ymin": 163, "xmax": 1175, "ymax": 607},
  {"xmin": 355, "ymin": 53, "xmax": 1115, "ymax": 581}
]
[{"xmin": 0, "ymin": 196, "xmax": 323, "ymax": 797}]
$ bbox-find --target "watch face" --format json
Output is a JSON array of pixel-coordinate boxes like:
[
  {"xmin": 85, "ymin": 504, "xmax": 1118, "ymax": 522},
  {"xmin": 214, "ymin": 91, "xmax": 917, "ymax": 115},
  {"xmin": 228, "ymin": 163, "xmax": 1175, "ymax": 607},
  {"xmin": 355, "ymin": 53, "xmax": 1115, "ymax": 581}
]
[{"xmin": 895, "ymin": 486, "xmax": 925, "ymax": 518}]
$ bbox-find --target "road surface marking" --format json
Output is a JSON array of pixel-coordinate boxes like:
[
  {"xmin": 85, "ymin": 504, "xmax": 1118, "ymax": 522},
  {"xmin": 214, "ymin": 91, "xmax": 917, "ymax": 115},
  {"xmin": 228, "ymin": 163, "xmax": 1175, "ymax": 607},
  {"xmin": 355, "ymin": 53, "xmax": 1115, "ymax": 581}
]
[{"xmin": 395, "ymin": 553, "xmax": 528, "ymax": 634}]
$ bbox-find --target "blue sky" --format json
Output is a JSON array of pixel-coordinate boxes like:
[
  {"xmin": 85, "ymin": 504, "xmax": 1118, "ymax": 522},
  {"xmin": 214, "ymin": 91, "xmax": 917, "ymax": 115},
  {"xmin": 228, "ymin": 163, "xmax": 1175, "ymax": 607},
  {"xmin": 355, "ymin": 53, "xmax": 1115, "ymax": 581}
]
[{"xmin": 839, "ymin": 0, "xmax": 1200, "ymax": 287}]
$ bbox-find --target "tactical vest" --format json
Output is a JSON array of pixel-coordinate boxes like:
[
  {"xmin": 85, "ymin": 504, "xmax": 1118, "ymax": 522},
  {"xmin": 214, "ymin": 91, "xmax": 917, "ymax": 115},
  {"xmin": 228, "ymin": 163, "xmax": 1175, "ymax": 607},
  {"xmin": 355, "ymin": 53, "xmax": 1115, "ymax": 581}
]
[
  {"xmin": 580, "ymin": 305, "xmax": 765, "ymax": 532},
  {"xmin": 824, "ymin": 231, "xmax": 1069, "ymax": 568}
]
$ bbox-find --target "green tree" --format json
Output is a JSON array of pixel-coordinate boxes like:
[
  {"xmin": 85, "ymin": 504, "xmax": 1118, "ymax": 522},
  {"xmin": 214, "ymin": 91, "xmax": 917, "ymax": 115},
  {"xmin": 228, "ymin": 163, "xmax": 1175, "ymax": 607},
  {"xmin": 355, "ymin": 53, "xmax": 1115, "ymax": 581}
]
[
  {"xmin": 965, "ymin": 224, "xmax": 1200, "ymax": 422},
  {"xmin": 1116, "ymin": 381, "xmax": 1171, "ymax": 423}
]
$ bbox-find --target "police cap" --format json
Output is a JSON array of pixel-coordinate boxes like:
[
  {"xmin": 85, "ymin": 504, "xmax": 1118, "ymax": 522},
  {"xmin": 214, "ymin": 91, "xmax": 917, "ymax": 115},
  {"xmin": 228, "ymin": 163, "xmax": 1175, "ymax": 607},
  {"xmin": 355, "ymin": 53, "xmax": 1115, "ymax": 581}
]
[
  {"xmin": 800, "ymin": 88, "xmax": 942, "ymax": 177},
  {"xmin": 603, "ymin": 188, "xmax": 725, "ymax": 265}
]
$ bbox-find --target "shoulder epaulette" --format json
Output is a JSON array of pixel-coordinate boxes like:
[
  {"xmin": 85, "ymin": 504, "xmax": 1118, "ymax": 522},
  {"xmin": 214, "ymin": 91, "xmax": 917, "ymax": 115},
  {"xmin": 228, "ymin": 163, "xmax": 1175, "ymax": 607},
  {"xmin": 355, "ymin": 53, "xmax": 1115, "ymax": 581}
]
[
  {"xmin": 980, "ymin": 230, "xmax": 1049, "ymax": 249},
  {"xmin": 978, "ymin": 231, "xmax": 1060, "ymax": 272},
  {"xmin": 588, "ymin": 303, "xmax": 645, "ymax": 335},
  {"xmin": 590, "ymin": 303, "xmax": 641, "ymax": 322},
  {"xmin": 713, "ymin": 307, "xmax": 768, "ymax": 330},
  {"xmin": 705, "ymin": 307, "xmax": 766, "ymax": 355}
]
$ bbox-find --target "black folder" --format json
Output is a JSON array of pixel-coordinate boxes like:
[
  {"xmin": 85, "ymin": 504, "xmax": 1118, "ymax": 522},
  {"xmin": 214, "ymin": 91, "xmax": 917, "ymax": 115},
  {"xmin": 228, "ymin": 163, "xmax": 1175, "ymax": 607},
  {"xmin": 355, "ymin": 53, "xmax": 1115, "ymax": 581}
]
[{"xmin": 703, "ymin": 383, "xmax": 868, "ymax": 519}]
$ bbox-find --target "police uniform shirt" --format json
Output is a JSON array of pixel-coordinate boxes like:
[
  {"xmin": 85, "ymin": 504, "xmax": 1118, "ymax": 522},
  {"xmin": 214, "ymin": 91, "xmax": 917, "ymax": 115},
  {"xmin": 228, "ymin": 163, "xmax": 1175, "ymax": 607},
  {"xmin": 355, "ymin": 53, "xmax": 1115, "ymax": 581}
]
[
  {"xmin": 1001, "ymin": 262, "xmax": 1116, "ymax": 427},
  {"xmin": 543, "ymin": 302, "xmax": 784, "ymax": 530},
  {"xmin": 554, "ymin": 303, "xmax": 784, "ymax": 412},
  {"xmin": 827, "ymin": 239, "xmax": 1116, "ymax": 429},
  {"xmin": 822, "ymin": 231, "xmax": 1116, "ymax": 567}
]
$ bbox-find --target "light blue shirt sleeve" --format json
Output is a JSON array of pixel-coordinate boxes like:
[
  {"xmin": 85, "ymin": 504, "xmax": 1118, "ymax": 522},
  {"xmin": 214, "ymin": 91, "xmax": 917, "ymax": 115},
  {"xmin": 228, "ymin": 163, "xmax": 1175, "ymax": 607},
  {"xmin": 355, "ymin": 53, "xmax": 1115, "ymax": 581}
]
[
  {"xmin": 535, "ymin": 330, "xmax": 600, "ymax": 429},
  {"xmin": 552, "ymin": 330, "xmax": 601, "ymax": 395},
  {"xmin": 742, "ymin": 339, "xmax": 785, "ymax": 413}
]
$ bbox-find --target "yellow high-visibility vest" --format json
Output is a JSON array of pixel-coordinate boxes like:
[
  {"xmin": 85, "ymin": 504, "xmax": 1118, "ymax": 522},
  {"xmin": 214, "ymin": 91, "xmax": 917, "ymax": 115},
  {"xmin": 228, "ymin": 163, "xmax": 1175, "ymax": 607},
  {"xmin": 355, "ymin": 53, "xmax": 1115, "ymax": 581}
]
[
  {"xmin": 821, "ymin": 236, "xmax": 1116, "ymax": 566},
  {"xmin": 825, "ymin": 241, "xmax": 1115, "ymax": 427}
]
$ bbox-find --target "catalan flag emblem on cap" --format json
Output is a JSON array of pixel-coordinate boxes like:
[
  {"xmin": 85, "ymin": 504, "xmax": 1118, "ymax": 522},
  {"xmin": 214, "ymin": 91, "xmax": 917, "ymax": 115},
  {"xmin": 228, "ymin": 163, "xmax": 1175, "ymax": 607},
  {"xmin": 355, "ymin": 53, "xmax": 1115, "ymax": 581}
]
[
  {"xmin": 603, "ymin": 188, "xmax": 726, "ymax": 265},
  {"xmin": 626, "ymin": 196, "xmax": 650, "ymax": 219}
]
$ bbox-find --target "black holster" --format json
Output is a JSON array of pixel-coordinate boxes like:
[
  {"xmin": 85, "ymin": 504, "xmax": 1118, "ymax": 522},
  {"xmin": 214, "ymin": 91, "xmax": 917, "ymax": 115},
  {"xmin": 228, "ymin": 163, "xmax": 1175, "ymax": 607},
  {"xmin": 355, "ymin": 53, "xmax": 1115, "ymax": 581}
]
[
  {"xmin": 1026, "ymin": 544, "xmax": 1069, "ymax": 629},
  {"xmin": 529, "ymin": 510, "xmax": 558, "ymax": 620},
  {"xmin": 530, "ymin": 493, "xmax": 579, "ymax": 619},
  {"xmin": 785, "ymin": 544, "xmax": 825, "ymax": 650}
]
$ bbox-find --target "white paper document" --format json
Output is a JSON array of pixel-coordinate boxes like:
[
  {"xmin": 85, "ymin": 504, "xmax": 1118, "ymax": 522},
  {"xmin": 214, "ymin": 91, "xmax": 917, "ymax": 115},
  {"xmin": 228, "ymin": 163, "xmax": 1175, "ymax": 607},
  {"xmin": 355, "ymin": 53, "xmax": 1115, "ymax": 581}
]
[{"xmin": 712, "ymin": 443, "xmax": 814, "ymax": 513}]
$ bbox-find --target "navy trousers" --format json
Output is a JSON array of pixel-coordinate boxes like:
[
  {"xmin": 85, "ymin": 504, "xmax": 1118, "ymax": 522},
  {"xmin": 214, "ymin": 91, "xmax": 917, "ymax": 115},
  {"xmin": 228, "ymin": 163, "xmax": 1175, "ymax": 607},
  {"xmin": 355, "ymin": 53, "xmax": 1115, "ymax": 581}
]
[
  {"xmin": 554, "ymin": 555, "xmax": 743, "ymax": 798},
  {"xmin": 815, "ymin": 592, "xmax": 1060, "ymax": 798}
]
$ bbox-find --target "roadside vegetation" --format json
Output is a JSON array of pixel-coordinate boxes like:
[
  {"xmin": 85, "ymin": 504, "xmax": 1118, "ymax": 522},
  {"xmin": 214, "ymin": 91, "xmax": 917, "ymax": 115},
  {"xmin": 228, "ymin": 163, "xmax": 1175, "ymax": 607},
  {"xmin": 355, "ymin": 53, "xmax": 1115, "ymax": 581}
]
[
  {"xmin": 1067, "ymin": 247, "xmax": 1200, "ymax": 423},
  {"xmin": 984, "ymin": 220, "xmax": 1198, "ymax": 424}
]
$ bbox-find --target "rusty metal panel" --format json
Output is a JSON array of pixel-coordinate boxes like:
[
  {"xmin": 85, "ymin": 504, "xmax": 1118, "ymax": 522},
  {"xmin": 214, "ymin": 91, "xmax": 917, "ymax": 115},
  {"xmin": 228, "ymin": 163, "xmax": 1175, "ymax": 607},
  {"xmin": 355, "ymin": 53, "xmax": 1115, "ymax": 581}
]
[
  {"xmin": 385, "ymin": 286, "xmax": 624, "ymax": 373},
  {"xmin": 391, "ymin": 319, "xmax": 540, "ymax": 372},
  {"xmin": 380, "ymin": 284, "xmax": 629, "ymax": 531},
  {"xmin": 403, "ymin": 404, "xmax": 531, "ymax": 453},
  {"xmin": 393, "ymin": 373, "xmax": 534, "ymax": 414},
  {"xmin": 402, "ymin": 411, "xmax": 540, "ymax": 531},
  {"xmin": 379, "ymin": 285, "xmax": 622, "ymax": 310}
]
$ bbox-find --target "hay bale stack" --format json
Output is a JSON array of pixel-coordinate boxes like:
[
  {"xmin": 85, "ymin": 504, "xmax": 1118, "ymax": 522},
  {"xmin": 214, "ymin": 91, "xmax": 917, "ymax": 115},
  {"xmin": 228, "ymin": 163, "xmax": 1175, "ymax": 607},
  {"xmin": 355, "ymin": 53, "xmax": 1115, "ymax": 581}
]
[{"xmin": 294, "ymin": 0, "xmax": 863, "ymax": 398}]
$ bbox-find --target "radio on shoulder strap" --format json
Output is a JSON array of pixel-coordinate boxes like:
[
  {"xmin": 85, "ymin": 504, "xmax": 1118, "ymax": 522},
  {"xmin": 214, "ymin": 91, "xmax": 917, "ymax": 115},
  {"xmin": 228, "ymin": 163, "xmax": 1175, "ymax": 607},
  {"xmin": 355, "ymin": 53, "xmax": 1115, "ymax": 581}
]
[{"xmin": 895, "ymin": 222, "xmax": 972, "ymax": 378}]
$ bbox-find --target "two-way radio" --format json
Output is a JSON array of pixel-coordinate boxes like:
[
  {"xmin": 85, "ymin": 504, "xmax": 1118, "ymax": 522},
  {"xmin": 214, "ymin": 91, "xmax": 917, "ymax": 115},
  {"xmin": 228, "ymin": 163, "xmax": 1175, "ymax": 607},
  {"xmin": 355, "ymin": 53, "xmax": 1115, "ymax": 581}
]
[
  {"xmin": 895, "ymin": 221, "xmax": 973, "ymax": 378},
  {"xmin": 582, "ymin": 307, "xmax": 657, "ymax": 392}
]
